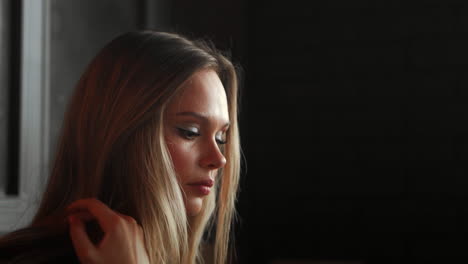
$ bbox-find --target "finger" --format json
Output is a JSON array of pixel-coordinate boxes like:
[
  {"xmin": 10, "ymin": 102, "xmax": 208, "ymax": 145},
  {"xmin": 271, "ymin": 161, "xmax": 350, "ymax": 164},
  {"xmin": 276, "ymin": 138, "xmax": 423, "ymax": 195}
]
[
  {"xmin": 68, "ymin": 215, "xmax": 96, "ymax": 263},
  {"xmin": 67, "ymin": 211, "xmax": 94, "ymax": 222},
  {"xmin": 67, "ymin": 198, "xmax": 118, "ymax": 233},
  {"xmin": 115, "ymin": 212, "xmax": 138, "ymax": 225},
  {"xmin": 114, "ymin": 212, "xmax": 142, "ymax": 238}
]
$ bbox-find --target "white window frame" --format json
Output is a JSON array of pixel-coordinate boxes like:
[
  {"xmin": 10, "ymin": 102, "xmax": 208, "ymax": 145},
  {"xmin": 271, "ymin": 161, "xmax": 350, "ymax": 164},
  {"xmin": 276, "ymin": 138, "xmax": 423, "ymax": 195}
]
[{"xmin": 0, "ymin": 0, "xmax": 50, "ymax": 233}]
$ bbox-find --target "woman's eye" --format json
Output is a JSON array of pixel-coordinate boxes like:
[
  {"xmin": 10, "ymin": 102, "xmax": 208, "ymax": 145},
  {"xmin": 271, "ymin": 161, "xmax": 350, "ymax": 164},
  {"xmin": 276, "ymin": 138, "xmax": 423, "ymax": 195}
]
[
  {"xmin": 216, "ymin": 132, "xmax": 227, "ymax": 145},
  {"xmin": 216, "ymin": 138, "xmax": 227, "ymax": 145},
  {"xmin": 177, "ymin": 128, "xmax": 200, "ymax": 140}
]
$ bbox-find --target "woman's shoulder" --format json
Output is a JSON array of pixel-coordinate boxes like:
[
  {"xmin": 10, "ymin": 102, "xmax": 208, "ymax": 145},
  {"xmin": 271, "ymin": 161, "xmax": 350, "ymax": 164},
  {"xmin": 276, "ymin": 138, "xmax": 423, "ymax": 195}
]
[{"xmin": 0, "ymin": 227, "xmax": 79, "ymax": 264}]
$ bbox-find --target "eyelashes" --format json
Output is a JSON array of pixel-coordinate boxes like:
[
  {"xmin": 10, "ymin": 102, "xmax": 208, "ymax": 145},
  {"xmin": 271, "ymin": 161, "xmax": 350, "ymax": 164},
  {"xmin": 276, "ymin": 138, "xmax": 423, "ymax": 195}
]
[
  {"xmin": 216, "ymin": 138, "xmax": 227, "ymax": 145},
  {"xmin": 176, "ymin": 127, "xmax": 227, "ymax": 145},
  {"xmin": 177, "ymin": 127, "xmax": 200, "ymax": 140}
]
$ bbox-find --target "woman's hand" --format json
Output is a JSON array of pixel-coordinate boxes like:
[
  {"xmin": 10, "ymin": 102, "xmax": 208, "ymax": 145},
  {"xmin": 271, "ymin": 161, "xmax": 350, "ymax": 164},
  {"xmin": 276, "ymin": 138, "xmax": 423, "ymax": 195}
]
[{"xmin": 67, "ymin": 198, "xmax": 150, "ymax": 264}]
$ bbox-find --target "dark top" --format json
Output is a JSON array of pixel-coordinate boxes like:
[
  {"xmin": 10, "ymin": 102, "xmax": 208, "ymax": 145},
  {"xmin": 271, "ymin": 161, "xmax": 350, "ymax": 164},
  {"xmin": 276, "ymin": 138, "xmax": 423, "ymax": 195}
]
[{"xmin": 0, "ymin": 231, "xmax": 79, "ymax": 264}]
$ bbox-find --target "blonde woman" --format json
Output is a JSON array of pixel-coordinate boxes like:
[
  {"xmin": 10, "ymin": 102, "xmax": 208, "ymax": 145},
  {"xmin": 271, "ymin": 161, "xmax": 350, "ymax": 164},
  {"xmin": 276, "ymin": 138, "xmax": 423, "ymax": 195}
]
[{"xmin": 0, "ymin": 31, "xmax": 241, "ymax": 264}]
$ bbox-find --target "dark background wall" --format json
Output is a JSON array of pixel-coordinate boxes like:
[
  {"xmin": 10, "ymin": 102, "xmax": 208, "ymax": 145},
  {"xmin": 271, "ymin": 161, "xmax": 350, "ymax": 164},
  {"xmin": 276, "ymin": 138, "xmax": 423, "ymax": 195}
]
[
  {"xmin": 249, "ymin": 1, "xmax": 468, "ymax": 263},
  {"xmin": 49, "ymin": 0, "xmax": 143, "ymax": 160},
  {"xmin": 169, "ymin": 0, "xmax": 468, "ymax": 263}
]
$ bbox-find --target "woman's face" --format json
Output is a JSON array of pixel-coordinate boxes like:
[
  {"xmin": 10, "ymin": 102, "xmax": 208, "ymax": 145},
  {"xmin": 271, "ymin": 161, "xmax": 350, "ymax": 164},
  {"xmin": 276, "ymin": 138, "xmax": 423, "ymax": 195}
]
[{"xmin": 164, "ymin": 69, "xmax": 229, "ymax": 216}]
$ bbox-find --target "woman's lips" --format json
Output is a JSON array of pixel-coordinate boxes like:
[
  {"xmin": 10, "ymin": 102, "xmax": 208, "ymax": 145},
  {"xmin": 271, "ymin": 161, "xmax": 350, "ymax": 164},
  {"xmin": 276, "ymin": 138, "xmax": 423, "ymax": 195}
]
[{"xmin": 187, "ymin": 179, "xmax": 214, "ymax": 195}]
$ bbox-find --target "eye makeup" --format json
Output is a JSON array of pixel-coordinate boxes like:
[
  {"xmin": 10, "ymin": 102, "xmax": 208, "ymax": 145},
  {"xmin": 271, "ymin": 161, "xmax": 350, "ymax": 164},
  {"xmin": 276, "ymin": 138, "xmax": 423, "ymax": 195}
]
[
  {"xmin": 215, "ymin": 131, "xmax": 228, "ymax": 145},
  {"xmin": 176, "ymin": 126, "xmax": 200, "ymax": 140},
  {"xmin": 176, "ymin": 124, "xmax": 228, "ymax": 145}
]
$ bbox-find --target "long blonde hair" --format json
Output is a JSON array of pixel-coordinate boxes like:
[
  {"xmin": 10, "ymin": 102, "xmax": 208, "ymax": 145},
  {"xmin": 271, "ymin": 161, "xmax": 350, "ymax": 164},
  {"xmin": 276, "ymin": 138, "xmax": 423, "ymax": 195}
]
[{"xmin": 1, "ymin": 31, "xmax": 241, "ymax": 264}]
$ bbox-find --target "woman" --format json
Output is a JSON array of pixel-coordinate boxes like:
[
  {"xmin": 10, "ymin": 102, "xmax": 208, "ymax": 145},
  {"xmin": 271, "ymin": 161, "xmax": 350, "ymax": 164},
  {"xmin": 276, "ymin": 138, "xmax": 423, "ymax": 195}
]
[{"xmin": 0, "ymin": 30, "xmax": 241, "ymax": 264}]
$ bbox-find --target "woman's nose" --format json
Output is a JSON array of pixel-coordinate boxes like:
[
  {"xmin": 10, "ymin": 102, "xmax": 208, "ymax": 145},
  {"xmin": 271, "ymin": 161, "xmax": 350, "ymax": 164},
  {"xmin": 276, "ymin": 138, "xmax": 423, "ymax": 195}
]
[{"xmin": 199, "ymin": 140, "xmax": 227, "ymax": 170}]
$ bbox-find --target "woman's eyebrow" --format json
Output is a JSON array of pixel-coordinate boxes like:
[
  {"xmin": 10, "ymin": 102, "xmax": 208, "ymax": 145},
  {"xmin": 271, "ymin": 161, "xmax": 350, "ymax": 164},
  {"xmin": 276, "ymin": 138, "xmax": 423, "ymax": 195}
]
[{"xmin": 176, "ymin": 111, "xmax": 230, "ymax": 128}]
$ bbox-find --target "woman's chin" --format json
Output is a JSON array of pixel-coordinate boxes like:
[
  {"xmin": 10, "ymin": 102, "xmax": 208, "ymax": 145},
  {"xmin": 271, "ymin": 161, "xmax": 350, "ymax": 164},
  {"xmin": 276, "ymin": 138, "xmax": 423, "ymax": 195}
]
[{"xmin": 185, "ymin": 196, "xmax": 203, "ymax": 216}]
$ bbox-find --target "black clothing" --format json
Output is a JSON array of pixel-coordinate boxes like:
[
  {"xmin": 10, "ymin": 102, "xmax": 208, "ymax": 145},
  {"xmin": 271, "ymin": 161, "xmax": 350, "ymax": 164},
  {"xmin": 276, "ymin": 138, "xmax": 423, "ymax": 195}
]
[{"xmin": 0, "ymin": 231, "xmax": 79, "ymax": 264}]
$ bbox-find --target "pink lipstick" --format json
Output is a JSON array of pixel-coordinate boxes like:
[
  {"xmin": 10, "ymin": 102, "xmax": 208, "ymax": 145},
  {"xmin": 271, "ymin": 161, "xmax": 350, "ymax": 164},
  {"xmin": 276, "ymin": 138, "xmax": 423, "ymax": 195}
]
[{"xmin": 187, "ymin": 179, "xmax": 214, "ymax": 195}]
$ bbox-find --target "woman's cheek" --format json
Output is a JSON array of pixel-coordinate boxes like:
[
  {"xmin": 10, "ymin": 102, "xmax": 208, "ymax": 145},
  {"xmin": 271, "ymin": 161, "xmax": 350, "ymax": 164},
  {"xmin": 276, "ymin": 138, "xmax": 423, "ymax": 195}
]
[{"xmin": 167, "ymin": 140, "xmax": 195, "ymax": 181}]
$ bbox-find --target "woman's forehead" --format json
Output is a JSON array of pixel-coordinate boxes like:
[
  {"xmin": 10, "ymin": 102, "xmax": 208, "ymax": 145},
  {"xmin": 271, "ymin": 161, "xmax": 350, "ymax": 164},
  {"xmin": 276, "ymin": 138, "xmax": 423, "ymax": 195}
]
[{"xmin": 166, "ymin": 70, "xmax": 229, "ymax": 123}]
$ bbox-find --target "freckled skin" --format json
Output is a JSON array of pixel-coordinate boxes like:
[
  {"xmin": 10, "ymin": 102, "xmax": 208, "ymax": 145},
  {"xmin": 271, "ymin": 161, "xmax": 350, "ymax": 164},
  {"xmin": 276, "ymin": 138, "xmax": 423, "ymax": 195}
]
[{"xmin": 164, "ymin": 69, "xmax": 229, "ymax": 216}]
